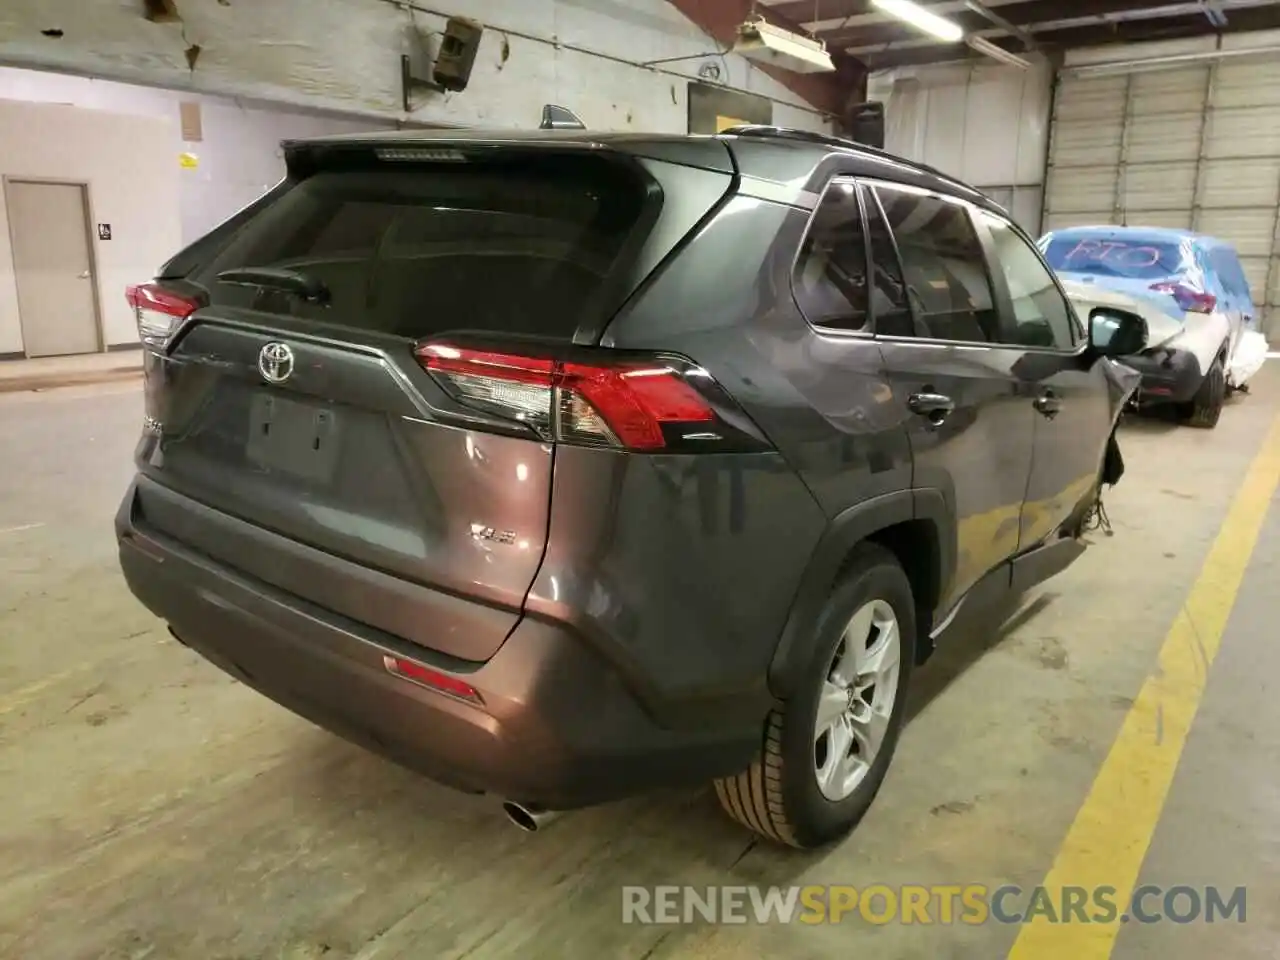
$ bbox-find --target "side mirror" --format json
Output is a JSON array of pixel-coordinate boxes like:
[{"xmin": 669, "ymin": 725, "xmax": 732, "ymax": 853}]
[{"xmin": 1088, "ymin": 308, "xmax": 1148, "ymax": 358}]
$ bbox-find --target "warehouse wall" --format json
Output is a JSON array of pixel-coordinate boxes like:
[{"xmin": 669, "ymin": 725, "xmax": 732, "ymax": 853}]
[
  {"xmin": 0, "ymin": 0, "xmax": 832, "ymax": 133},
  {"xmin": 0, "ymin": 67, "xmax": 394, "ymax": 245},
  {"xmin": 1048, "ymin": 29, "xmax": 1280, "ymax": 336},
  {"xmin": 0, "ymin": 100, "xmax": 181, "ymax": 355},
  {"xmin": 868, "ymin": 61, "xmax": 1052, "ymax": 234}
]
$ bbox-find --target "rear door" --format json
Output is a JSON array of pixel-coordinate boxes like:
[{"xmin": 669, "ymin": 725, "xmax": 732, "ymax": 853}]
[
  {"xmin": 134, "ymin": 147, "xmax": 669, "ymax": 662},
  {"xmin": 867, "ymin": 182, "xmax": 1036, "ymax": 613}
]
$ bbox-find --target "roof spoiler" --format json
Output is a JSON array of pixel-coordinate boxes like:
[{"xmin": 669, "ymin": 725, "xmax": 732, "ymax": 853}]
[{"xmin": 540, "ymin": 104, "xmax": 585, "ymax": 130}]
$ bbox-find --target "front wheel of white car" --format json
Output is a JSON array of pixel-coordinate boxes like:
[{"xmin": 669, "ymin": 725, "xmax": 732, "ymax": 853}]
[{"xmin": 1182, "ymin": 357, "xmax": 1226, "ymax": 429}]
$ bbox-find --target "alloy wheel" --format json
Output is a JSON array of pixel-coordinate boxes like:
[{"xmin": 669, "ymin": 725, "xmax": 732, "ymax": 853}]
[{"xmin": 813, "ymin": 598, "xmax": 902, "ymax": 802}]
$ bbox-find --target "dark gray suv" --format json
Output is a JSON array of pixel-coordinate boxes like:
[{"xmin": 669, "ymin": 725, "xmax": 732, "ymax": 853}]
[{"xmin": 117, "ymin": 126, "xmax": 1141, "ymax": 848}]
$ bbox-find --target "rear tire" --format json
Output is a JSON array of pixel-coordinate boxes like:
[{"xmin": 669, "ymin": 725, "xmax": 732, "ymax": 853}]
[
  {"xmin": 714, "ymin": 544, "xmax": 916, "ymax": 849},
  {"xmin": 1181, "ymin": 358, "xmax": 1225, "ymax": 429}
]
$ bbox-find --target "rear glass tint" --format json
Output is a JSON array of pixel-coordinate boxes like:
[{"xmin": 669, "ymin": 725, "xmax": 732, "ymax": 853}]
[
  {"xmin": 1042, "ymin": 234, "xmax": 1185, "ymax": 281},
  {"xmin": 192, "ymin": 151, "xmax": 652, "ymax": 341}
]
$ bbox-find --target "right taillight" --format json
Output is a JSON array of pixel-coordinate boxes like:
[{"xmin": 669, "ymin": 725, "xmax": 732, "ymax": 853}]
[
  {"xmin": 125, "ymin": 282, "xmax": 198, "ymax": 342},
  {"xmin": 1149, "ymin": 281, "xmax": 1216, "ymax": 315},
  {"xmin": 415, "ymin": 342, "xmax": 762, "ymax": 453}
]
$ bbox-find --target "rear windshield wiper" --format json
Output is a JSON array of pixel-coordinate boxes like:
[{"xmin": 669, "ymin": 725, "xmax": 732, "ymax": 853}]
[{"xmin": 216, "ymin": 266, "xmax": 330, "ymax": 304}]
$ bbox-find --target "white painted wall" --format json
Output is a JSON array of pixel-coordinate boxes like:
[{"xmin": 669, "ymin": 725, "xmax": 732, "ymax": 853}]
[
  {"xmin": 0, "ymin": 67, "xmax": 394, "ymax": 245},
  {"xmin": 868, "ymin": 61, "xmax": 1052, "ymax": 233},
  {"xmin": 0, "ymin": 0, "xmax": 831, "ymax": 133},
  {"xmin": 0, "ymin": 0, "xmax": 833, "ymax": 357},
  {"xmin": 0, "ymin": 100, "xmax": 181, "ymax": 355}
]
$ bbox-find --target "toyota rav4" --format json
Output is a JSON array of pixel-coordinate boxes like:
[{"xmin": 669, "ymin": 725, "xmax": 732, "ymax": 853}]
[{"xmin": 117, "ymin": 125, "xmax": 1140, "ymax": 849}]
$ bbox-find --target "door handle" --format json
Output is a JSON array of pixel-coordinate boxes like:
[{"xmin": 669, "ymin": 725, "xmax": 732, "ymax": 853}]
[
  {"xmin": 907, "ymin": 391, "xmax": 955, "ymax": 425},
  {"xmin": 1033, "ymin": 390, "xmax": 1062, "ymax": 419},
  {"xmin": 77, "ymin": 270, "xmax": 90, "ymax": 279}
]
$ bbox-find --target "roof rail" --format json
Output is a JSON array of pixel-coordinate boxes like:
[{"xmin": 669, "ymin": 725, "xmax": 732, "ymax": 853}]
[
  {"xmin": 721, "ymin": 124, "xmax": 986, "ymax": 203},
  {"xmin": 719, "ymin": 124, "xmax": 874, "ymax": 152},
  {"xmin": 720, "ymin": 124, "xmax": 913, "ymax": 166}
]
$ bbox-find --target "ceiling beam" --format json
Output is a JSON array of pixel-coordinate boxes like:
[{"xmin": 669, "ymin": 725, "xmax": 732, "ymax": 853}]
[
  {"xmin": 968, "ymin": 0, "xmax": 1192, "ymax": 27},
  {"xmin": 965, "ymin": 2, "xmax": 1041, "ymax": 49},
  {"xmin": 764, "ymin": 0, "xmax": 874, "ymax": 21},
  {"xmin": 863, "ymin": 1, "xmax": 1280, "ymax": 68},
  {"xmin": 663, "ymin": 0, "xmax": 867, "ymax": 116},
  {"xmin": 765, "ymin": 0, "xmax": 1030, "ymax": 28},
  {"xmin": 822, "ymin": 0, "xmax": 1196, "ymax": 48}
]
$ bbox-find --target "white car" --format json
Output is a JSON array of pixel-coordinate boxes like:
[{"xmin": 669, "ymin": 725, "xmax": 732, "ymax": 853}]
[{"xmin": 1041, "ymin": 226, "xmax": 1266, "ymax": 428}]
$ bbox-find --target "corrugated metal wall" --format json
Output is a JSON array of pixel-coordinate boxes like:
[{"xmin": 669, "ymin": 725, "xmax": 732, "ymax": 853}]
[{"xmin": 1045, "ymin": 50, "xmax": 1280, "ymax": 334}]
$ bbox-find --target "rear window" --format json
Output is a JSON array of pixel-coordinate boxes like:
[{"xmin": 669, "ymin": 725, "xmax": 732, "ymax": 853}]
[
  {"xmin": 1042, "ymin": 234, "xmax": 1186, "ymax": 281},
  {"xmin": 191, "ymin": 151, "xmax": 653, "ymax": 341}
]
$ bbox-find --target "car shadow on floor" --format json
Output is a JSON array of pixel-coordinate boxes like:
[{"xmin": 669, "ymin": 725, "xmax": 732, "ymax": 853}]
[
  {"xmin": 907, "ymin": 589, "xmax": 1057, "ymax": 724},
  {"xmin": 1119, "ymin": 410, "xmax": 1181, "ymax": 434}
]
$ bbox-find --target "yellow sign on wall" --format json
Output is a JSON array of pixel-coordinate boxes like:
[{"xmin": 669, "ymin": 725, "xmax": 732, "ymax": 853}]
[{"xmin": 179, "ymin": 152, "xmax": 199, "ymax": 169}]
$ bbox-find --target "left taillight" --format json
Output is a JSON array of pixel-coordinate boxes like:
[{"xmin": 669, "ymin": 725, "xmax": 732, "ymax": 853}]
[
  {"xmin": 414, "ymin": 342, "xmax": 762, "ymax": 453},
  {"xmin": 125, "ymin": 282, "xmax": 198, "ymax": 342}
]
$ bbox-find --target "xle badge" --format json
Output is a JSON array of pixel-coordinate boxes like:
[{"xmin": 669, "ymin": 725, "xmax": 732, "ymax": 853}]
[{"xmin": 470, "ymin": 523, "xmax": 517, "ymax": 545}]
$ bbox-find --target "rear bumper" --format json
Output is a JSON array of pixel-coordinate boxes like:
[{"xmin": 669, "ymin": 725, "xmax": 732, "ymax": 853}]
[
  {"xmin": 1123, "ymin": 348, "xmax": 1203, "ymax": 404},
  {"xmin": 115, "ymin": 481, "xmax": 757, "ymax": 809}
]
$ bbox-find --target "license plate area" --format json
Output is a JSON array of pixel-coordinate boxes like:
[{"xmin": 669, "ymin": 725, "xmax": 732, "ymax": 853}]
[{"xmin": 246, "ymin": 392, "xmax": 341, "ymax": 484}]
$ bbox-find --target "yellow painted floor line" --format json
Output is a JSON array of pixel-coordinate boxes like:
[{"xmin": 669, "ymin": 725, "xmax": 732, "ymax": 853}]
[{"xmin": 1007, "ymin": 414, "xmax": 1280, "ymax": 959}]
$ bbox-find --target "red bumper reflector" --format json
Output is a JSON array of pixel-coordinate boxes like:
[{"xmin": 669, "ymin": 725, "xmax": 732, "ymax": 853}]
[{"xmin": 383, "ymin": 655, "xmax": 481, "ymax": 703}]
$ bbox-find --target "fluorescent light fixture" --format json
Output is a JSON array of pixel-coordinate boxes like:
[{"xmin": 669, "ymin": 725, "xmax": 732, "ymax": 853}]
[
  {"xmin": 733, "ymin": 17, "xmax": 835, "ymax": 74},
  {"xmin": 870, "ymin": 0, "xmax": 964, "ymax": 43},
  {"xmin": 966, "ymin": 35, "xmax": 1032, "ymax": 69}
]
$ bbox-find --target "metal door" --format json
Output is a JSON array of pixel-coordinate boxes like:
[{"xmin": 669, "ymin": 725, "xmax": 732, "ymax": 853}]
[{"xmin": 6, "ymin": 180, "xmax": 100, "ymax": 357}]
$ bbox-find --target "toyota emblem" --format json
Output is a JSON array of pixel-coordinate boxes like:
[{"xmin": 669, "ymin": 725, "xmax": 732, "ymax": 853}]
[{"xmin": 258, "ymin": 342, "xmax": 295, "ymax": 384}]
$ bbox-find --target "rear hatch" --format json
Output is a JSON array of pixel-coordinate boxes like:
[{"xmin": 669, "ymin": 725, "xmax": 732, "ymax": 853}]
[
  {"xmin": 130, "ymin": 139, "xmax": 731, "ymax": 661},
  {"xmin": 1040, "ymin": 230, "xmax": 1214, "ymax": 333}
]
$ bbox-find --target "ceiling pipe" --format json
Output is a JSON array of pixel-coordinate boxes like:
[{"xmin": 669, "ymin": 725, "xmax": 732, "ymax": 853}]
[
  {"xmin": 962, "ymin": 1, "xmax": 1040, "ymax": 51},
  {"xmin": 966, "ymin": 34, "xmax": 1033, "ymax": 68},
  {"xmin": 1199, "ymin": 0, "xmax": 1230, "ymax": 27}
]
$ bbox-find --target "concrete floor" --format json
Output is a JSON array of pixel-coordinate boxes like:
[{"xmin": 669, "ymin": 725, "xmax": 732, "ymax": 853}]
[
  {"xmin": 0, "ymin": 352, "xmax": 142, "ymax": 394},
  {"xmin": 0, "ymin": 370, "xmax": 1277, "ymax": 960}
]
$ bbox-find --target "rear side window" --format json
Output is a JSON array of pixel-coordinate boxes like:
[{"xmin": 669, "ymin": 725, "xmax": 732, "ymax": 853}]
[
  {"xmin": 863, "ymin": 189, "xmax": 915, "ymax": 338},
  {"xmin": 874, "ymin": 185, "xmax": 998, "ymax": 344},
  {"xmin": 1042, "ymin": 234, "xmax": 1185, "ymax": 281},
  {"xmin": 982, "ymin": 214, "xmax": 1078, "ymax": 349},
  {"xmin": 1209, "ymin": 247, "xmax": 1250, "ymax": 297},
  {"xmin": 792, "ymin": 181, "xmax": 870, "ymax": 331},
  {"xmin": 192, "ymin": 152, "xmax": 652, "ymax": 341}
]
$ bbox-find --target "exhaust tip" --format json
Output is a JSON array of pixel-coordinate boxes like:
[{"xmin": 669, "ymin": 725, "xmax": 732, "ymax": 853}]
[
  {"xmin": 502, "ymin": 800, "xmax": 563, "ymax": 832},
  {"xmin": 502, "ymin": 800, "xmax": 541, "ymax": 832}
]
